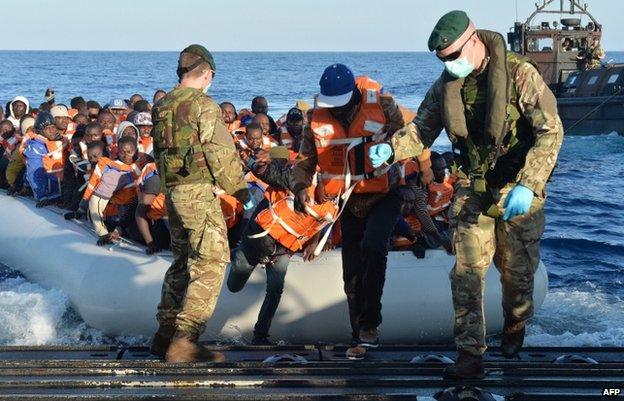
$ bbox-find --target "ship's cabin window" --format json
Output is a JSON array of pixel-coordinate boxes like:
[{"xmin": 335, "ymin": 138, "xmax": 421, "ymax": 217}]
[
  {"xmin": 587, "ymin": 75, "xmax": 599, "ymax": 86},
  {"xmin": 607, "ymin": 74, "xmax": 620, "ymax": 84},
  {"xmin": 561, "ymin": 38, "xmax": 579, "ymax": 52},
  {"xmin": 528, "ymin": 37, "xmax": 553, "ymax": 52}
]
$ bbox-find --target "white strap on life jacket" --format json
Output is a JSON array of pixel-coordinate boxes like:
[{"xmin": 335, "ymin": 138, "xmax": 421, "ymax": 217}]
[{"xmin": 249, "ymin": 195, "xmax": 333, "ymax": 248}]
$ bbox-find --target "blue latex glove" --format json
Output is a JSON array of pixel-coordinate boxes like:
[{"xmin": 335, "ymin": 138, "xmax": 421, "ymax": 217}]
[
  {"xmin": 243, "ymin": 198, "xmax": 256, "ymax": 211},
  {"xmin": 503, "ymin": 184, "xmax": 534, "ymax": 221},
  {"xmin": 369, "ymin": 143, "xmax": 393, "ymax": 168}
]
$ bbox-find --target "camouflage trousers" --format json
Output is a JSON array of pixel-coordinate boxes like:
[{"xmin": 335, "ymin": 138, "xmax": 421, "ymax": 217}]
[
  {"xmin": 449, "ymin": 182, "xmax": 545, "ymax": 356},
  {"xmin": 156, "ymin": 183, "xmax": 230, "ymax": 337}
]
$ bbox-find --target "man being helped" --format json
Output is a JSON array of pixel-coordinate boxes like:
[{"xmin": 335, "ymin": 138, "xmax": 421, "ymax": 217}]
[
  {"xmin": 151, "ymin": 44, "xmax": 253, "ymax": 363},
  {"xmin": 369, "ymin": 11, "xmax": 563, "ymax": 378},
  {"xmin": 395, "ymin": 152, "xmax": 453, "ymax": 256},
  {"xmin": 292, "ymin": 64, "xmax": 415, "ymax": 359},
  {"xmin": 227, "ymin": 146, "xmax": 336, "ymax": 345}
]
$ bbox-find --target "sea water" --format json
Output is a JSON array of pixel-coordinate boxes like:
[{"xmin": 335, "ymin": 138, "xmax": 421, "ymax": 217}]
[{"xmin": 0, "ymin": 51, "xmax": 623, "ymax": 346}]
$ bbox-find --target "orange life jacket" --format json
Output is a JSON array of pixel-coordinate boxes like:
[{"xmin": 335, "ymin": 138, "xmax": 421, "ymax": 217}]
[
  {"xmin": 355, "ymin": 75, "xmax": 383, "ymax": 91},
  {"xmin": 393, "ymin": 215, "xmax": 421, "ymax": 249},
  {"xmin": 215, "ymin": 190, "xmax": 243, "ymax": 229},
  {"xmin": 254, "ymin": 188, "xmax": 338, "ymax": 252},
  {"xmin": 20, "ymin": 132, "xmax": 65, "ymax": 178},
  {"xmin": 355, "ymin": 75, "xmax": 417, "ymax": 126},
  {"xmin": 65, "ymin": 122, "xmax": 77, "ymax": 139},
  {"xmin": 83, "ymin": 157, "xmax": 141, "ymax": 202},
  {"xmin": 138, "ymin": 136, "xmax": 153, "ymax": 156},
  {"xmin": 427, "ymin": 176, "xmax": 454, "ymax": 217},
  {"xmin": 136, "ymin": 163, "xmax": 167, "ymax": 221},
  {"xmin": 398, "ymin": 149, "xmax": 432, "ymax": 186},
  {"xmin": 311, "ymin": 78, "xmax": 389, "ymax": 197}
]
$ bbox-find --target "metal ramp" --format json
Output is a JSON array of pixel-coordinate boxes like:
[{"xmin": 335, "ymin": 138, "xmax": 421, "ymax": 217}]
[{"xmin": 0, "ymin": 345, "xmax": 621, "ymax": 400}]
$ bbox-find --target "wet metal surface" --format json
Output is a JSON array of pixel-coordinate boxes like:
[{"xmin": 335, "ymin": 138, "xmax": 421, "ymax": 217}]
[{"xmin": 0, "ymin": 345, "xmax": 621, "ymax": 400}]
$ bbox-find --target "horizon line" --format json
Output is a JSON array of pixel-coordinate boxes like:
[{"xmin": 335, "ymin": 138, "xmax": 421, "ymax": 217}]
[
  {"xmin": 2, "ymin": 48, "xmax": 624, "ymax": 53},
  {"xmin": 0, "ymin": 49, "xmax": 430, "ymax": 53}
]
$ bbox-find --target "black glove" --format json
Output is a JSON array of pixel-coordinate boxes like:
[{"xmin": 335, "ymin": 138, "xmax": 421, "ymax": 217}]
[
  {"xmin": 146, "ymin": 241, "xmax": 160, "ymax": 255},
  {"xmin": 294, "ymin": 188, "xmax": 310, "ymax": 213},
  {"xmin": 64, "ymin": 212, "xmax": 75, "ymax": 220},
  {"xmin": 7, "ymin": 186, "xmax": 17, "ymax": 196}
]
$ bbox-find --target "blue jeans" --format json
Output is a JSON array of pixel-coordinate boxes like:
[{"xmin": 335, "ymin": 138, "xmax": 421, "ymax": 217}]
[{"xmin": 226, "ymin": 219, "xmax": 290, "ymax": 339}]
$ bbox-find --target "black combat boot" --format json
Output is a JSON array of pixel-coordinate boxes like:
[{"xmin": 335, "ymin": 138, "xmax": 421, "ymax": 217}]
[
  {"xmin": 501, "ymin": 320, "xmax": 526, "ymax": 359},
  {"xmin": 149, "ymin": 325, "xmax": 175, "ymax": 358},
  {"xmin": 443, "ymin": 351, "xmax": 485, "ymax": 380},
  {"xmin": 165, "ymin": 331, "xmax": 225, "ymax": 363}
]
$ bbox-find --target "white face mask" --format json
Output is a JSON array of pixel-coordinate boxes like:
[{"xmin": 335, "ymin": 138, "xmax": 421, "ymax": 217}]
[
  {"xmin": 444, "ymin": 56, "xmax": 475, "ymax": 78},
  {"xmin": 203, "ymin": 82, "xmax": 212, "ymax": 94}
]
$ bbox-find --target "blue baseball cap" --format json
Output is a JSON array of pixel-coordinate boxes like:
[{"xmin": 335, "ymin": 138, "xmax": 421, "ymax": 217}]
[{"xmin": 317, "ymin": 64, "xmax": 355, "ymax": 108}]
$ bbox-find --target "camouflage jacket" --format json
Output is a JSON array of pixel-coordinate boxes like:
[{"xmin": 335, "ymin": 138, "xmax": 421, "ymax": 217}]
[
  {"xmin": 391, "ymin": 58, "xmax": 564, "ymax": 196},
  {"xmin": 153, "ymin": 87, "xmax": 249, "ymax": 202}
]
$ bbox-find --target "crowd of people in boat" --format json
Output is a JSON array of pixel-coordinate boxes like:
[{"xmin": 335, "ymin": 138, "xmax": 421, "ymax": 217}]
[{"xmin": 0, "ymin": 88, "xmax": 458, "ymax": 259}]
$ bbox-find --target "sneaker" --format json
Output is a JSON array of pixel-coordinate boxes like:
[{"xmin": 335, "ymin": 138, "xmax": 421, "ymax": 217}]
[
  {"xmin": 358, "ymin": 327, "xmax": 379, "ymax": 348},
  {"xmin": 346, "ymin": 345, "xmax": 367, "ymax": 360}
]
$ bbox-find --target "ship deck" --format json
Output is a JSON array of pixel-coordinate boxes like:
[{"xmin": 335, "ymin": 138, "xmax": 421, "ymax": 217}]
[{"xmin": 0, "ymin": 344, "xmax": 621, "ymax": 400}]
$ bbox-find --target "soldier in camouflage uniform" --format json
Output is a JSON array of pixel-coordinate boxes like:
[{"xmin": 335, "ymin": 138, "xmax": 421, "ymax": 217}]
[
  {"xmin": 150, "ymin": 44, "xmax": 252, "ymax": 363},
  {"xmin": 369, "ymin": 11, "xmax": 563, "ymax": 378}
]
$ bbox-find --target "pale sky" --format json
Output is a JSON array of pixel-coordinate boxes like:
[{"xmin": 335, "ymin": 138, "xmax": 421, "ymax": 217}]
[{"xmin": 1, "ymin": 0, "xmax": 622, "ymax": 51}]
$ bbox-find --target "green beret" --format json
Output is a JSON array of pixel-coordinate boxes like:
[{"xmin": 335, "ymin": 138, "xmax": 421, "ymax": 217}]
[
  {"xmin": 269, "ymin": 146, "xmax": 290, "ymax": 160},
  {"xmin": 180, "ymin": 44, "xmax": 216, "ymax": 72},
  {"xmin": 428, "ymin": 10, "xmax": 470, "ymax": 52}
]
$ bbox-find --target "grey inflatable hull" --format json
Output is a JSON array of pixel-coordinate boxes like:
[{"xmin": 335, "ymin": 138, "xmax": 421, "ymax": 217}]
[{"xmin": 0, "ymin": 192, "xmax": 548, "ymax": 343}]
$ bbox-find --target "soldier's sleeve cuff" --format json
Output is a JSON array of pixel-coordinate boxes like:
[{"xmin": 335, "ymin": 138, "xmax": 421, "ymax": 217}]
[{"xmin": 518, "ymin": 178, "xmax": 544, "ymax": 197}]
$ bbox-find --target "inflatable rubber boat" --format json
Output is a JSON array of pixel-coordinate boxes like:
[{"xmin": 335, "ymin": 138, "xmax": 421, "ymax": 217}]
[{"xmin": 0, "ymin": 191, "xmax": 548, "ymax": 344}]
